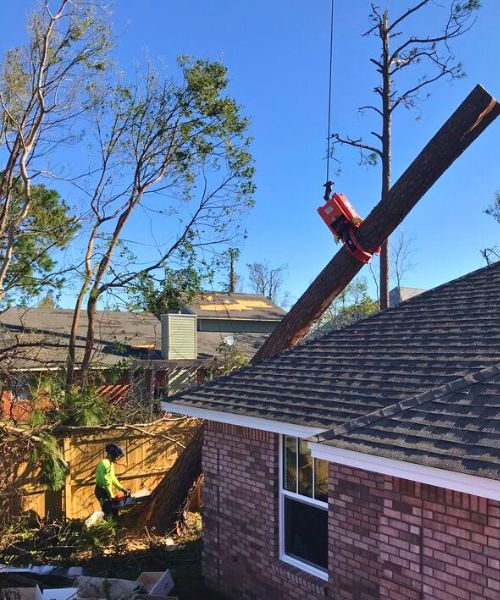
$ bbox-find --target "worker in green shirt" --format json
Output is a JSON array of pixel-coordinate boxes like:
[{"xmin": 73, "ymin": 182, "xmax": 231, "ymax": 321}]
[{"xmin": 94, "ymin": 443, "xmax": 129, "ymax": 518}]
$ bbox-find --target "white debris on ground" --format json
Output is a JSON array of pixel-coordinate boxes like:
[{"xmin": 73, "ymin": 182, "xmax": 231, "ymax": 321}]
[
  {"xmin": 0, "ymin": 570, "xmax": 177, "ymax": 600},
  {"xmin": 83, "ymin": 511, "xmax": 104, "ymax": 528}
]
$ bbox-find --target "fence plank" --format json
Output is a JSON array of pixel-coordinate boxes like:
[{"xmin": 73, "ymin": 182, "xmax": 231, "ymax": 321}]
[{"xmin": 3, "ymin": 419, "xmax": 197, "ymax": 521}]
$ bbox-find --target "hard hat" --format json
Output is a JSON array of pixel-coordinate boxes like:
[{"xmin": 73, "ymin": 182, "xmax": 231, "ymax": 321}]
[{"xmin": 105, "ymin": 443, "xmax": 125, "ymax": 460}]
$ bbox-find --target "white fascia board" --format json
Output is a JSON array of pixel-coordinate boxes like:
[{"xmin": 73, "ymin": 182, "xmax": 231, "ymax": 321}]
[
  {"xmin": 161, "ymin": 401, "xmax": 325, "ymax": 437},
  {"xmin": 309, "ymin": 443, "xmax": 500, "ymax": 502}
]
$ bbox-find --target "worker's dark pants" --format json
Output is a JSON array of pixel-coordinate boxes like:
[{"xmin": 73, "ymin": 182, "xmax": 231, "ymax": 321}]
[{"xmin": 94, "ymin": 486, "xmax": 118, "ymax": 519}]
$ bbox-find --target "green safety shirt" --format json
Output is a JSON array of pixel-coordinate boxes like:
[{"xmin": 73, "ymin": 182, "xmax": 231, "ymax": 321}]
[{"xmin": 95, "ymin": 458, "xmax": 125, "ymax": 498}]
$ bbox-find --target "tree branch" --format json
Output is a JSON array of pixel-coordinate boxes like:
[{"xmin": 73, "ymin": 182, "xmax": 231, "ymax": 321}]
[
  {"xmin": 388, "ymin": 0, "xmax": 429, "ymax": 33},
  {"xmin": 331, "ymin": 133, "xmax": 382, "ymax": 158}
]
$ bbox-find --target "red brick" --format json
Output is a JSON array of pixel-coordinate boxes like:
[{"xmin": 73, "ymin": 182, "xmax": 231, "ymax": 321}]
[{"xmin": 202, "ymin": 422, "xmax": 500, "ymax": 600}]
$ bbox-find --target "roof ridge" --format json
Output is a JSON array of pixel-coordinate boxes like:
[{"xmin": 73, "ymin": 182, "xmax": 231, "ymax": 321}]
[
  {"xmin": 312, "ymin": 362, "xmax": 500, "ymax": 443},
  {"xmin": 259, "ymin": 260, "xmax": 500, "ymax": 362}
]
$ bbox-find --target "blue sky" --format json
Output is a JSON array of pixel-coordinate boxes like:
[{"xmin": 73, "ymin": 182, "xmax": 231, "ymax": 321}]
[{"xmin": 1, "ymin": 0, "xmax": 499, "ymax": 306}]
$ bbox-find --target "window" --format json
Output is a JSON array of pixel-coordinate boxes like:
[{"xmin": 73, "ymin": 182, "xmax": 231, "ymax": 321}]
[{"xmin": 280, "ymin": 435, "xmax": 329, "ymax": 578}]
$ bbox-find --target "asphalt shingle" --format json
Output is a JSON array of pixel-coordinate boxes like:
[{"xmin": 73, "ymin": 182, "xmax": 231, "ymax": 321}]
[
  {"xmin": 0, "ymin": 301, "xmax": 279, "ymax": 369},
  {"xmin": 167, "ymin": 262, "xmax": 500, "ymax": 432},
  {"xmin": 313, "ymin": 363, "xmax": 500, "ymax": 480}
]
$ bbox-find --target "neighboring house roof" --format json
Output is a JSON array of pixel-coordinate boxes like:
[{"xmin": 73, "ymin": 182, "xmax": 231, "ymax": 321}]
[
  {"xmin": 0, "ymin": 308, "xmax": 160, "ymax": 368},
  {"xmin": 312, "ymin": 363, "xmax": 500, "ymax": 481},
  {"xmin": 184, "ymin": 292, "xmax": 285, "ymax": 321},
  {"xmin": 166, "ymin": 262, "xmax": 500, "ymax": 431},
  {"xmin": 0, "ymin": 292, "xmax": 284, "ymax": 370},
  {"xmin": 196, "ymin": 331, "xmax": 270, "ymax": 360},
  {"xmin": 389, "ymin": 286, "xmax": 427, "ymax": 306}
]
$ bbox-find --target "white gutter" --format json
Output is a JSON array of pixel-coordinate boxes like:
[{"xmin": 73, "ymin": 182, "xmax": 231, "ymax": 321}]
[
  {"xmin": 161, "ymin": 401, "xmax": 325, "ymax": 438},
  {"xmin": 309, "ymin": 443, "xmax": 500, "ymax": 502}
]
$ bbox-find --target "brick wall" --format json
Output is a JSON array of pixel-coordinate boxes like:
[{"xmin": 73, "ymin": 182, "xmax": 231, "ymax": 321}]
[
  {"xmin": 381, "ymin": 478, "xmax": 500, "ymax": 600},
  {"xmin": 329, "ymin": 464, "xmax": 385, "ymax": 599},
  {"xmin": 202, "ymin": 422, "xmax": 329, "ymax": 600},
  {"xmin": 330, "ymin": 464, "xmax": 500, "ymax": 600},
  {"xmin": 202, "ymin": 423, "xmax": 500, "ymax": 600}
]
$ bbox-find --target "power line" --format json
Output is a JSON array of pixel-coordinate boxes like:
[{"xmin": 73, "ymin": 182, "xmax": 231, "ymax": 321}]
[{"xmin": 325, "ymin": 0, "xmax": 336, "ymax": 184}]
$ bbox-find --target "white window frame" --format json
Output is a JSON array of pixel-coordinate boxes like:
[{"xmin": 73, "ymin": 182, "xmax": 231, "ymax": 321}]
[{"xmin": 279, "ymin": 435, "xmax": 329, "ymax": 581}]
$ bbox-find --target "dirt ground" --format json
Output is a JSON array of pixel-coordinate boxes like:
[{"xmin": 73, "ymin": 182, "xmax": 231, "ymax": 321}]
[
  {"xmin": 0, "ymin": 513, "xmax": 228, "ymax": 600},
  {"xmin": 75, "ymin": 538, "xmax": 226, "ymax": 600}
]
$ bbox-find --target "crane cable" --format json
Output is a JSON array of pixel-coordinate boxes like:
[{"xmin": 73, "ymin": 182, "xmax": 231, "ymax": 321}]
[{"xmin": 325, "ymin": 0, "xmax": 336, "ymax": 190}]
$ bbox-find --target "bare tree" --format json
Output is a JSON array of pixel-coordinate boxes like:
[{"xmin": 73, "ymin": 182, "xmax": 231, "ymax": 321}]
[
  {"xmin": 247, "ymin": 261, "xmax": 287, "ymax": 305},
  {"xmin": 331, "ymin": 0, "xmax": 479, "ymax": 309},
  {"xmin": 391, "ymin": 229, "xmax": 417, "ymax": 288}
]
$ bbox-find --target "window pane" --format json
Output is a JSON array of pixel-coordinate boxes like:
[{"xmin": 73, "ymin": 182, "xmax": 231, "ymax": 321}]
[
  {"xmin": 284, "ymin": 497, "xmax": 328, "ymax": 570},
  {"xmin": 298, "ymin": 439, "xmax": 313, "ymax": 497},
  {"xmin": 283, "ymin": 436, "xmax": 297, "ymax": 492},
  {"xmin": 314, "ymin": 458, "xmax": 328, "ymax": 502}
]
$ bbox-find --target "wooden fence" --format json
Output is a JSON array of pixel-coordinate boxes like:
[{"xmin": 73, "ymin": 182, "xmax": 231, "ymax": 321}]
[{"xmin": 3, "ymin": 418, "xmax": 197, "ymax": 521}]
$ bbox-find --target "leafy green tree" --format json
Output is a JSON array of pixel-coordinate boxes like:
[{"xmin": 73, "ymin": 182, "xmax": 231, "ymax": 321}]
[
  {"xmin": 67, "ymin": 57, "xmax": 255, "ymax": 388},
  {"xmin": 0, "ymin": 0, "xmax": 110, "ymax": 304},
  {"xmin": 315, "ymin": 278, "xmax": 378, "ymax": 333},
  {"xmin": 30, "ymin": 433, "xmax": 68, "ymax": 491},
  {"xmin": 1, "ymin": 184, "xmax": 78, "ymax": 304},
  {"xmin": 128, "ymin": 266, "xmax": 203, "ymax": 318}
]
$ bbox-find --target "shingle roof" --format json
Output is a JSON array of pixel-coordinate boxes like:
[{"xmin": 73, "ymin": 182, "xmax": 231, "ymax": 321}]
[
  {"xmin": 0, "ymin": 307, "xmax": 274, "ymax": 369},
  {"xmin": 196, "ymin": 331, "xmax": 272, "ymax": 360},
  {"xmin": 184, "ymin": 292, "xmax": 285, "ymax": 320},
  {"xmin": 0, "ymin": 308, "xmax": 161, "ymax": 368},
  {"xmin": 167, "ymin": 262, "xmax": 500, "ymax": 431},
  {"xmin": 311, "ymin": 363, "xmax": 500, "ymax": 480}
]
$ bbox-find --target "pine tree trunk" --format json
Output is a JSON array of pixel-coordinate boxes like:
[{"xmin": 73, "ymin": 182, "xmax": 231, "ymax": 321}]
[
  {"xmin": 252, "ymin": 85, "xmax": 500, "ymax": 363},
  {"xmin": 379, "ymin": 11, "xmax": 391, "ymax": 310}
]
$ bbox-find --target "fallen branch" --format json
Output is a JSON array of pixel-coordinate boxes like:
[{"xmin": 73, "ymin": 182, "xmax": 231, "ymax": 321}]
[{"xmin": 56, "ymin": 416, "xmax": 198, "ymax": 449}]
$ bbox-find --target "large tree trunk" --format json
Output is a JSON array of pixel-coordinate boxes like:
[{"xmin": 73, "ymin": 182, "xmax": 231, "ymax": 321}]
[
  {"xmin": 127, "ymin": 424, "xmax": 203, "ymax": 535},
  {"xmin": 379, "ymin": 11, "xmax": 391, "ymax": 310},
  {"xmin": 253, "ymin": 85, "xmax": 500, "ymax": 363}
]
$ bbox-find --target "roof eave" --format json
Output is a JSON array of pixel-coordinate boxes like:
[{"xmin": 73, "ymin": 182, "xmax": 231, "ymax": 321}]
[
  {"xmin": 161, "ymin": 400, "xmax": 326, "ymax": 438},
  {"xmin": 309, "ymin": 443, "xmax": 500, "ymax": 502}
]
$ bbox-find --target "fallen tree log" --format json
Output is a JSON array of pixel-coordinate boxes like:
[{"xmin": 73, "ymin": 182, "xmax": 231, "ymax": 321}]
[
  {"xmin": 252, "ymin": 84, "xmax": 500, "ymax": 363},
  {"xmin": 126, "ymin": 423, "xmax": 203, "ymax": 535}
]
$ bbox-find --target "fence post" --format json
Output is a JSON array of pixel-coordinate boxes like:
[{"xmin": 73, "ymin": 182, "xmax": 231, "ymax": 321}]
[{"xmin": 62, "ymin": 436, "xmax": 73, "ymax": 518}]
